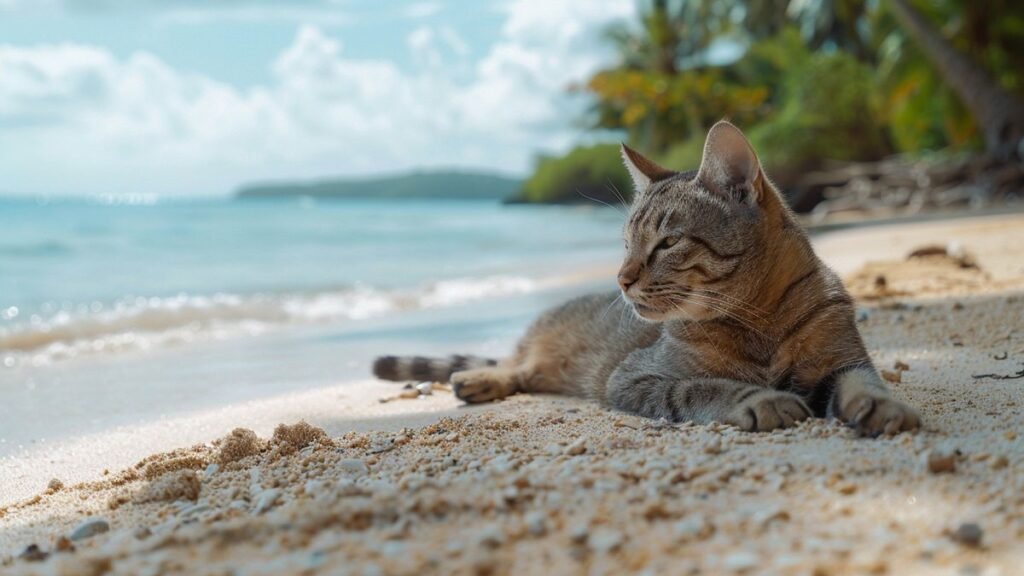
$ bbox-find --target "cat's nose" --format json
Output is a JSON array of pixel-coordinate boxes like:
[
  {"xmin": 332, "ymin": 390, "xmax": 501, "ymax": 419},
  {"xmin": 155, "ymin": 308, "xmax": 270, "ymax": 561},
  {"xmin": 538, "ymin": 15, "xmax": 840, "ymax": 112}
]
[{"xmin": 617, "ymin": 272, "xmax": 638, "ymax": 292}]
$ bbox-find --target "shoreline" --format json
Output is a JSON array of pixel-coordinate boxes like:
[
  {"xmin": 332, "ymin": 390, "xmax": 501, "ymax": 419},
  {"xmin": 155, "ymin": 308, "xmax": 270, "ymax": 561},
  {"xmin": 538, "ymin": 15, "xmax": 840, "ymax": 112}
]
[{"xmin": 2, "ymin": 212, "xmax": 1024, "ymax": 573}]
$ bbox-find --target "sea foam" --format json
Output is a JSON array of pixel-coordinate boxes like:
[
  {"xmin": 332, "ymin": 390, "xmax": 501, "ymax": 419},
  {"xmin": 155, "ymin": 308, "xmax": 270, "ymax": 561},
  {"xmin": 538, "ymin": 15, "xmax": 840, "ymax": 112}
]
[{"xmin": 0, "ymin": 275, "xmax": 537, "ymax": 367}]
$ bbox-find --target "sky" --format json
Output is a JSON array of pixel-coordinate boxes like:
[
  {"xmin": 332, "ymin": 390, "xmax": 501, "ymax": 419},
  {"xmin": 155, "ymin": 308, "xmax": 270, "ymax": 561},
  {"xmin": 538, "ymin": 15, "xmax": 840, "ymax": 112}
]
[{"xmin": 0, "ymin": 0, "xmax": 635, "ymax": 196}]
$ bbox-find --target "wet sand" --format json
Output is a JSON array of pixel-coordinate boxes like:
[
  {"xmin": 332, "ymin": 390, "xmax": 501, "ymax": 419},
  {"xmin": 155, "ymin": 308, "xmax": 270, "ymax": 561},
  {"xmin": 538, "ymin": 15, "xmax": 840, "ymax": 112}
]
[{"xmin": 2, "ymin": 213, "xmax": 1023, "ymax": 575}]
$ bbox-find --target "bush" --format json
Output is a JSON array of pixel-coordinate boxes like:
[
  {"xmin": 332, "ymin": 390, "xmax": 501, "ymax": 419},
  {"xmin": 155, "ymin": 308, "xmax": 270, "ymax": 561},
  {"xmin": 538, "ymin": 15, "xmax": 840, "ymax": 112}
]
[
  {"xmin": 515, "ymin": 144, "xmax": 634, "ymax": 204},
  {"xmin": 657, "ymin": 137, "xmax": 706, "ymax": 172},
  {"xmin": 749, "ymin": 51, "xmax": 891, "ymax": 184}
]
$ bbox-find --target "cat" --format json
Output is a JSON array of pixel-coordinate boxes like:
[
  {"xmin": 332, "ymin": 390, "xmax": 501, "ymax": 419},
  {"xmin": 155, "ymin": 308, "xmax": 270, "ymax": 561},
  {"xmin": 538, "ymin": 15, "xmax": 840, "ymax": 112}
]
[{"xmin": 374, "ymin": 121, "xmax": 921, "ymax": 436}]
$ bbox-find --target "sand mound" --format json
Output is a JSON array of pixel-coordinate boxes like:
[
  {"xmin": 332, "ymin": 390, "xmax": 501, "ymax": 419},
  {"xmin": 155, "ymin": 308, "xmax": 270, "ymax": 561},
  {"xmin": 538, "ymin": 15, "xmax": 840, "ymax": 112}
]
[
  {"xmin": 216, "ymin": 428, "xmax": 265, "ymax": 465},
  {"xmin": 133, "ymin": 470, "xmax": 201, "ymax": 504},
  {"xmin": 270, "ymin": 421, "xmax": 332, "ymax": 455},
  {"xmin": 845, "ymin": 243, "xmax": 995, "ymax": 300}
]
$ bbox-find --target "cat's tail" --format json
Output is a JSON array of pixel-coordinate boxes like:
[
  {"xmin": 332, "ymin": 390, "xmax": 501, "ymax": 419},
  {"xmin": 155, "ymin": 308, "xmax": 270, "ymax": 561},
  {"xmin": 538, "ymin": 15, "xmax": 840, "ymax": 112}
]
[{"xmin": 372, "ymin": 354, "xmax": 499, "ymax": 383}]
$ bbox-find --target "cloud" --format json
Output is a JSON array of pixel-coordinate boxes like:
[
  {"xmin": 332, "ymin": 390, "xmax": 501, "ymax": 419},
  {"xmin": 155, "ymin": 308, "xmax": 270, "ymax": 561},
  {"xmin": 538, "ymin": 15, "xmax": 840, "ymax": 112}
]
[
  {"xmin": 402, "ymin": 1, "xmax": 441, "ymax": 19},
  {"xmin": 156, "ymin": 6, "xmax": 351, "ymax": 26},
  {"xmin": 0, "ymin": 0, "xmax": 634, "ymax": 195}
]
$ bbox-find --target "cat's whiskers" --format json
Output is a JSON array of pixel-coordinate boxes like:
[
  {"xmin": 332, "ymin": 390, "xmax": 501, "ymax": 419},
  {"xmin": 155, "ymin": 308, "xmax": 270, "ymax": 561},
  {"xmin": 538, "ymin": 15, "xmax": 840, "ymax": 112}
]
[
  {"xmin": 686, "ymin": 293, "xmax": 769, "ymax": 330},
  {"xmin": 693, "ymin": 287, "xmax": 769, "ymax": 318},
  {"xmin": 575, "ymin": 187, "xmax": 625, "ymax": 215},
  {"xmin": 599, "ymin": 292, "xmax": 625, "ymax": 322},
  {"xmin": 663, "ymin": 292, "xmax": 767, "ymax": 339},
  {"xmin": 604, "ymin": 179, "xmax": 630, "ymax": 207},
  {"xmin": 667, "ymin": 295, "xmax": 763, "ymax": 385}
]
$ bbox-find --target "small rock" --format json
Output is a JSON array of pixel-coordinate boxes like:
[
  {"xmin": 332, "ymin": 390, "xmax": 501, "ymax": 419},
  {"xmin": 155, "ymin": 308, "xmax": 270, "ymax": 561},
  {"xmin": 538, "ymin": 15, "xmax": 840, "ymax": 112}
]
[
  {"xmin": 339, "ymin": 458, "xmax": 369, "ymax": 476},
  {"xmin": 703, "ymin": 438, "xmax": 723, "ymax": 455},
  {"xmin": 133, "ymin": 526, "xmax": 152, "ymax": 540},
  {"xmin": 203, "ymin": 463, "xmax": 220, "ymax": 478},
  {"xmin": 524, "ymin": 511, "xmax": 547, "ymax": 537},
  {"xmin": 837, "ymin": 482, "xmax": 858, "ymax": 495},
  {"xmin": 253, "ymin": 488, "xmax": 281, "ymax": 514},
  {"xmin": 723, "ymin": 551, "xmax": 758, "ymax": 571},
  {"xmin": 304, "ymin": 479, "xmax": 327, "ymax": 496},
  {"xmin": 564, "ymin": 437, "xmax": 587, "ymax": 456},
  {"xmin": 179, "ymin": 503, "xmax": 211, "ymax": 518},
  {"xmin": 415, "ymin": 382, "xmax": 433, "ymax": 396},
  {"xmin": 46, "ymin": 478, "xmax": 64, "ymax": 493},
  {"xmin": 893, "ymin": 360, "xmax": 910, "ymax": 371},
  {"xmin": 54, "ymin": 536, "xmax": 74, "ymax": 553},
  {"xmin": 568, "ymin": 523, "xmax": 589, "ymax": 545},
  {"xmin": 926, "ymin": 449, "xmax": 956, "ymax": 474},
  {"xmin": 991, "ymin": 455, "xmax": 1009, "ymax": 470},
  {"xmin": 673, "ymin": 515, "xmax": 711, "ymax": 541},
  {"xmin": 855, "ymin": 308, "xmax": 871, "ymax": 323},
  {"xmin": 588, "ymin": 528, "xmax": 623, "ymax": 554},
  {"xmin": 950, "ymin": 523, "xmax": 983, "ymax": 548},
  {"xmin": 881, "ymin": 370, "xmax": 901, "ymax": 384},
  {"xmin": 69, "ymin": 518, "xmax": 110, "ymax": 541},
  {"xmin": 477, "ymin": 524, "xmax": 505, "ymax": 548},
  {"xmin": 18, "ymin": 544, "xmax": 47, "ymax": 562}
]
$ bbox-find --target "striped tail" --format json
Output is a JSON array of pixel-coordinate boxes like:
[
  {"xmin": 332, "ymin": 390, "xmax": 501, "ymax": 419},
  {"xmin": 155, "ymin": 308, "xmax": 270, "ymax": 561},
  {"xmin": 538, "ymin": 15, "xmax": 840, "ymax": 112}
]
[{"xmin": 372, "ymin": 354, "xmax": 499, "ymax": 383}]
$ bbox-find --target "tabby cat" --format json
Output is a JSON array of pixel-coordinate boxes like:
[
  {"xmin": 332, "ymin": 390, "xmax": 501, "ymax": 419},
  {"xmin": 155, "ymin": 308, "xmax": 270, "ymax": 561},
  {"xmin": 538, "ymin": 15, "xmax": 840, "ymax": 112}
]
[{"xmin": 374, "ymin": 121, "xmax": 921, "ymax": 435}]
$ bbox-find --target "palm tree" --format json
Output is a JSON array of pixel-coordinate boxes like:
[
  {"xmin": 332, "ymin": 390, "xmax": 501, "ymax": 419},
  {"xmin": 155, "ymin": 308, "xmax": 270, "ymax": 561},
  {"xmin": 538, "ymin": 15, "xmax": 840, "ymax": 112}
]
[{"xmin": 886, "ymin": 0, "xmax": 1024, "ymax": 160}]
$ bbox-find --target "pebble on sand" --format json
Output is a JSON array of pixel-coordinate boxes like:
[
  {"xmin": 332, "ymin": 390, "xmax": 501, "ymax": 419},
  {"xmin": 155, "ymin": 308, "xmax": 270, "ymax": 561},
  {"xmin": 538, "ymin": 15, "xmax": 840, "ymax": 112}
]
[
  {"xmin": 926, "ymin": 449, "xmax": 956, "ymax": 474},
  {"xmin": 46, "ymin": 478, "xmax": 64, "ymax": 494},
  {"xmin": 18, "ymin": 544, "xmax": 48, "ymax": 562},
  {"xmin": 564, "ymin": 437, "xmax": 587, "ymax": 456},
  {"xmin": 950, "ymin": 523, "xmax": 984, "ymax": 548},
  {"xmin": 254, "ymin": 488, "xmax": 282, "ymax": 514},
  {"xmin": 69, "ymin": 518, "xmax": 110, "ymax": 541},
  {"xmin": 339, "ymin": 459, "xmax": 369, "ymax": 476}
]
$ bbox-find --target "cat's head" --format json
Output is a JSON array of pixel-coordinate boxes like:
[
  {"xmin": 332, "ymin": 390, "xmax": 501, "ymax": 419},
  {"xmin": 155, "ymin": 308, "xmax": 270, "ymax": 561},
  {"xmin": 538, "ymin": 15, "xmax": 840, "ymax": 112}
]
[{"xmin": 617, "ymin": 121, "xmax": 785, "ymax": 322}]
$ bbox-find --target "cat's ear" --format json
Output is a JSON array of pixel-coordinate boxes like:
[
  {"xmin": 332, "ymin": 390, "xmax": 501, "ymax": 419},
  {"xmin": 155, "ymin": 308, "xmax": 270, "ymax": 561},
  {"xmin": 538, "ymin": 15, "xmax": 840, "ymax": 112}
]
[
  {"xmin": 621, "ymin": 143, "xmax": 674, "ymax": 195},
  {"xmin": 696, "ymin": 121, "xmax": 763, "ymax": 205}
]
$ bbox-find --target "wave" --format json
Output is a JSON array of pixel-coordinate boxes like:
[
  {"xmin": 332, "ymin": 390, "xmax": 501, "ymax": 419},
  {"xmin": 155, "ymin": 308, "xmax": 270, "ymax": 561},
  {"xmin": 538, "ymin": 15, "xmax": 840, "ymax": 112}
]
[{"xmin": 0, "ymin": 275, "xmax": 537, "ymax": 367}]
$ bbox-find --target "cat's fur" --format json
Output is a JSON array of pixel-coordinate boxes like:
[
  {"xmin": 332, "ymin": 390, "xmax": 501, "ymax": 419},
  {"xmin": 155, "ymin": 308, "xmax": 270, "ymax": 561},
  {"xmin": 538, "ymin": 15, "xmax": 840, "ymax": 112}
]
[{"xmin": 373, "ymin": 121, "xmax": 921, "ymax": 435}]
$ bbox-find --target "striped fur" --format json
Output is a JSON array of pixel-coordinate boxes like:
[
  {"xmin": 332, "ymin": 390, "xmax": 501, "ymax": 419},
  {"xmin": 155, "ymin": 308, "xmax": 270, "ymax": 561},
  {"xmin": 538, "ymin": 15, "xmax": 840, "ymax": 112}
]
[
  {"xmin": 373, "ymin": 354, "xmax": 497, "ymax": 383},
  {"xmin": 371, "ymin": 122, "xmax": 921, "ymax": 436}
]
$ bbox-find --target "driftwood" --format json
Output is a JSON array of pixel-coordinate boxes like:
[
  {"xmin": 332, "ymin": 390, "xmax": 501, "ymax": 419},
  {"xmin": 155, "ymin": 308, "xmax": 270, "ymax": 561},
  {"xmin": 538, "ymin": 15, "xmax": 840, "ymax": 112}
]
[{"xmin": 788, "ymin": 155, "xmax": 1024, "ymax": 220}]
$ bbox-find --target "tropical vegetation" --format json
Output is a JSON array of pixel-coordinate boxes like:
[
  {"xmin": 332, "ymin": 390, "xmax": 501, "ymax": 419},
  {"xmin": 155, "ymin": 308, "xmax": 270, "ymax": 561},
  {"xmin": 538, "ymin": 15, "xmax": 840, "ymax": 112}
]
[{"xmin": 516, "ymin": 0, "xmax": 1024, "ymax": 205}]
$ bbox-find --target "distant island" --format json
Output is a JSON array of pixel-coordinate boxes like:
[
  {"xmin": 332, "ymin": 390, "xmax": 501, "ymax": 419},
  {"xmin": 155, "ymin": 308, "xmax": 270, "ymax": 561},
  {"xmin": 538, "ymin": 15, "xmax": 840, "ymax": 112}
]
[{"xmin": 235, "ymin": 170, "xmax": 522, "ymax": 201}]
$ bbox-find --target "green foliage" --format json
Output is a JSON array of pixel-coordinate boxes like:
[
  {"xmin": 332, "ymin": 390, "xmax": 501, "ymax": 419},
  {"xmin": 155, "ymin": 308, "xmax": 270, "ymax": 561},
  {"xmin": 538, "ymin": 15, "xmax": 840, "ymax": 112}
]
[
  {"xmin": 515, "ymin": 144, "xmax": 633, "ymax": 204},
  {"xmin": 751, "ymin": 51, "xmax": 890, "ymax": 181},
  {"xmin": 520, "ymin": 0, "xmax": 1024, "ymax": 203},
  {"xmin": 587, "ymin": 68, "xmax": 769, "ymax": 153},
  {"xmin": 657, "ymin": 137, "xmax": 705, "ymax": 172}
]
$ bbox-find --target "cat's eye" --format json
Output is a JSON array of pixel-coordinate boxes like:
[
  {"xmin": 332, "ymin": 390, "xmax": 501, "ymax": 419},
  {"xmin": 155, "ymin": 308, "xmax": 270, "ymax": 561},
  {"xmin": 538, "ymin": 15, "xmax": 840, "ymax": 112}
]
[{"xmin": 655, "ymin": 236, "xmax": 679, "ymax": 252}]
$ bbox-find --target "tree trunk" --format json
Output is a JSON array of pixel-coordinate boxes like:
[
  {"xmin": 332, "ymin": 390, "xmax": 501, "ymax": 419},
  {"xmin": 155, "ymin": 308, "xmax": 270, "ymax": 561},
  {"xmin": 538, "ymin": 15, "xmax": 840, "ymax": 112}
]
[{"xmin": 886, "ymin": 0, "xmax": 1024, "ymax": 161}]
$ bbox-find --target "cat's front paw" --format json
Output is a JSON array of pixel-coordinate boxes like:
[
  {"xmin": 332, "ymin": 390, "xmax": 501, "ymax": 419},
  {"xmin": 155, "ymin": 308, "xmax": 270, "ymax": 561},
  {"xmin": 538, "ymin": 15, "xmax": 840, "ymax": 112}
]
[
  {"xmin": 839, "ymin": 392, "xmax": 920, "ymax": 436},
  {"xmin": 724, "ymin": 390, "xmax": 812, "ymax": 432}
]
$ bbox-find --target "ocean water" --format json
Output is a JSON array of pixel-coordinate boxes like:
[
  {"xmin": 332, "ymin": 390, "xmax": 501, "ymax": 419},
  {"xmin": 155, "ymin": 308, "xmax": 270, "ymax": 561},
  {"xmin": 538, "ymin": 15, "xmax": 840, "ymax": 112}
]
[
  {"xmin": 0, "ymin": 197, "xmax": 624, "ymax": 368},
  {"xmin": 0, "ymin": 196, "xmax": 625, "ymax": 449}
]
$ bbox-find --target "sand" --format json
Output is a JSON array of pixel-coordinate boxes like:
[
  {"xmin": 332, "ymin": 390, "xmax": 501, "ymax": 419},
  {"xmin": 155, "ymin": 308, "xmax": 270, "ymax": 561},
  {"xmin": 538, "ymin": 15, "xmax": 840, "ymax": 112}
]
[{"xmin": 2, "ymin": 213, "xmax": 1023, "ymax": 575}]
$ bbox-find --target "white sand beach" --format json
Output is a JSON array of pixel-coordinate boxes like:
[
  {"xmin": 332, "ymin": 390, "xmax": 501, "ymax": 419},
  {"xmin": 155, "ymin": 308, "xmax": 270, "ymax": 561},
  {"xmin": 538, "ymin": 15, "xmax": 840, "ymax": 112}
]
[{"xmin": 2, "ymin": 213, "xmax": 1023, "ymax": 574}]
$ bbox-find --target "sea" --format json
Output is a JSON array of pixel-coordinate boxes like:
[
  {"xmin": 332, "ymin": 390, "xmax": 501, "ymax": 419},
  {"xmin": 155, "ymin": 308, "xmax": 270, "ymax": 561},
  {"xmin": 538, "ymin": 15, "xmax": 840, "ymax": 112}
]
[{"xmin": 0, "ymin": 196, "xmax": 623, "ymax": 450}]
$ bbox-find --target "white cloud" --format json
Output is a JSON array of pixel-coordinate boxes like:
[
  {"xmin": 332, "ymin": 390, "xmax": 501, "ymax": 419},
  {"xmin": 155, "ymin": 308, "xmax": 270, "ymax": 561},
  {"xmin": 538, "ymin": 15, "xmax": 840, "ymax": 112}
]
[
  {"xmin": 402, "ymin": 1, "xmax": 441, "ymax": 19},
  {"xmin": 156, "ymin": 6, "xmax": 351, "ymax": 26},
  {"xmin": 0, "ymin": 0, "xmax": 634, "ymax": 195}
]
